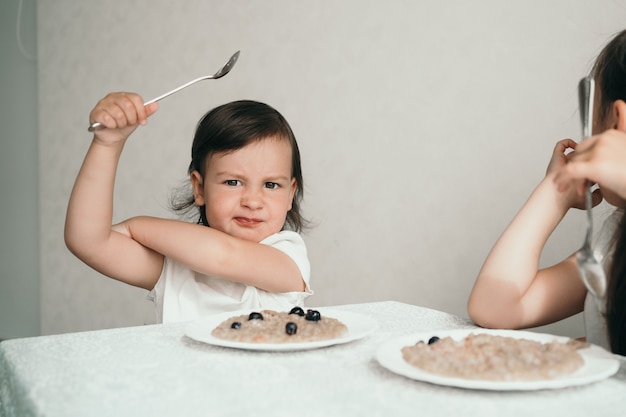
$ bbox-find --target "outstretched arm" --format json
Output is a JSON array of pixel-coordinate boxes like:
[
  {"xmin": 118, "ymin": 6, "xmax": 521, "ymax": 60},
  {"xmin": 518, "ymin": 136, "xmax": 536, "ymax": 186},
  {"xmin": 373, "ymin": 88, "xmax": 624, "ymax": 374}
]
[
  {"xmin": 64, "ymin": 93, "xmax": 163, "ymax": 290},
  {"xmin": 117, "ymin": 216, "xmax": 306, "ymax": 293},
  {"xmin": 468, "ymin": 139, "xmax": 591, "ymax": 329}
]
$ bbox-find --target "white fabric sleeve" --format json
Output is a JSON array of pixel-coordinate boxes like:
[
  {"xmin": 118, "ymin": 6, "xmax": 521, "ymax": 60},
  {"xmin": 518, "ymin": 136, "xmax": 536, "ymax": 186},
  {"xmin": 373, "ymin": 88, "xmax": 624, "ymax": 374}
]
[{"xmin": 260, "ymin": 230, "xmax": 312, "ymax": 294}]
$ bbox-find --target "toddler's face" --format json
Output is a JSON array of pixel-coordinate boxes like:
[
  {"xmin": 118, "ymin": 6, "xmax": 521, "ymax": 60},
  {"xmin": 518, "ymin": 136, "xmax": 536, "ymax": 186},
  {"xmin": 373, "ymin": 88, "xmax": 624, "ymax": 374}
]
[{"xmin": 192, "ymin": 137, "xmax": 296, "ymax": 242}]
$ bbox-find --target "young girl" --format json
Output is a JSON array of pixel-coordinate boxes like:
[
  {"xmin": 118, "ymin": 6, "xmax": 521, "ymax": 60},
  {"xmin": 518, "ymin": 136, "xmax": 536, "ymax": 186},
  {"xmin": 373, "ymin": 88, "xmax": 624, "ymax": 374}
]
[
  {"xmin": 468, "ymin": 29, "xmax": 626, "ymax": 355},
  {"xmin": 65, "ymin": 93, "xmax": 312, "ymax": 323}
]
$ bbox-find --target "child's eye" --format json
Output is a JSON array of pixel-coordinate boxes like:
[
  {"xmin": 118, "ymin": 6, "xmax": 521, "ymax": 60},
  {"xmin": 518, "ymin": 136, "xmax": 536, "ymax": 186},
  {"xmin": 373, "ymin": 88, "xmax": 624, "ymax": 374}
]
[
  {"xmin": 265, "ymin": 182, "xmax": 279, "ymax": 190},
  {"xmin": 225, "ymin": 180, "xmax": 241, "ymax": 186}
]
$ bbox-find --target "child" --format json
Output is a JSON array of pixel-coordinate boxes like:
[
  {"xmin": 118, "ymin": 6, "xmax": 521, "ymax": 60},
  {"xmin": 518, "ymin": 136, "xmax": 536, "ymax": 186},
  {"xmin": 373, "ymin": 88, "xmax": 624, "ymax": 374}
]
[
  {"xmin": 65, "ymin": 93, "xmax": 312, "ymax": 323},
  {"xmin": 468, "ymin": 29, "xmax": 626, "ymax": 355}
]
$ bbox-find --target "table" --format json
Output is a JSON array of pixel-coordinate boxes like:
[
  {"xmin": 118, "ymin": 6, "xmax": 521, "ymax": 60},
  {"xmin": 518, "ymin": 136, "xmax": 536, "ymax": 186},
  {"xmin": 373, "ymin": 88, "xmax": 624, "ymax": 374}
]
[{"xmin": 1, "ymin": 301, "xmax": 625, "ymax": 417}]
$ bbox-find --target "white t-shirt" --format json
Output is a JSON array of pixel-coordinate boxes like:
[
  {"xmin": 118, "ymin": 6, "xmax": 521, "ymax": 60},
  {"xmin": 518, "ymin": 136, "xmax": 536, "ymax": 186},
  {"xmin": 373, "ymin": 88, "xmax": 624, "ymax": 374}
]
[
  {"xmin": 147, "ymin": 230, "xmax": 312, "ymax": 323},
  {"xmin": 584, "ymin": 208, "xmax": 623, "ymax": 349}
]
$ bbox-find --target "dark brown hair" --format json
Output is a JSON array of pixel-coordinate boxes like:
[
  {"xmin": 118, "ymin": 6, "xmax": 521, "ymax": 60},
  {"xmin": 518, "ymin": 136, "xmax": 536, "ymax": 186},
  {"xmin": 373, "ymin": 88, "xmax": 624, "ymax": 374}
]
[{"xmin": 593, "ymin": 29, "xmax": 626, "ymax": 354}]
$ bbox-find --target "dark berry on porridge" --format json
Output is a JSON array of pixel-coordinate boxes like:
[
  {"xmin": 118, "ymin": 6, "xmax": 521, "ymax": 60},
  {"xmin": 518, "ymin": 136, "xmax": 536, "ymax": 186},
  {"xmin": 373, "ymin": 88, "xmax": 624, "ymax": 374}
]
[
  {"xmin": 305, "ymin": 309, "xmax": 321, "ymax": 322},
  {"xmin": 248, "ymin": 312, "xmax": 264, "ymax": 321},
  {"xmin": 427, "ymin": 336, "xmax": 440, "ymax": 345},
  {"xmin": 285, "ymin": 322, "xmax": 298, "ymax": 335},
  {"xmin": 289, "ymin": 307, "xmax": 305, "ymax": 316}
]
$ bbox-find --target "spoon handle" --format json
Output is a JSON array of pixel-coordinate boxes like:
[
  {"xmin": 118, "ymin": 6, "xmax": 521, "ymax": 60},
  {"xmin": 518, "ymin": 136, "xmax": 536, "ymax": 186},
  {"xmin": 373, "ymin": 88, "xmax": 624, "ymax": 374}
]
[
  {"xmin": 86, "ymin": 76, "xmax": 213, "ymax": 132},
  {"xmin": 143, "ymin": 75, "xmax": 214, "ymax": 105},
  {"xmin": 87, "ymin": 50, "xmax": 240, "ymax": 132}
]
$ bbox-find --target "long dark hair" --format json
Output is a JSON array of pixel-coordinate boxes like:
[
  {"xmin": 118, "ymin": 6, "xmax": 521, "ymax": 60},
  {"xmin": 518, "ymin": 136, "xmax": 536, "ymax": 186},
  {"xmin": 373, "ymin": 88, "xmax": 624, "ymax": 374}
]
[
  {"xmin": 170, "ymin": 100, "xmax": 307, "ymax": 232},
  {"xmin": 593, "ymin": 29, "xmax": 626, "ymax": 354},
  {"xmin": 607, "ymin": 216, "xmax": 626, "ymax": 354}
]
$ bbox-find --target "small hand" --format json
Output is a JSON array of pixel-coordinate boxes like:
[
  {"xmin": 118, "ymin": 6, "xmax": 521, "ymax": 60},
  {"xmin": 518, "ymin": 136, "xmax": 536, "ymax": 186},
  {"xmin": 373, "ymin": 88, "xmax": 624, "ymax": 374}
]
[
  {"xmin": 545, "ymin": 138, "xmax": 577, "ymax": 175},
  {"xmin": 554, "ymin": 129, "xmax": 626, "ymax": 207},
  {"xmin": 546, "ymin": 139, "xmax": 602, "ymax": 210},
  {"xmin": 89, "ymin": 92, "xmax": 158, "ymax": 144}
]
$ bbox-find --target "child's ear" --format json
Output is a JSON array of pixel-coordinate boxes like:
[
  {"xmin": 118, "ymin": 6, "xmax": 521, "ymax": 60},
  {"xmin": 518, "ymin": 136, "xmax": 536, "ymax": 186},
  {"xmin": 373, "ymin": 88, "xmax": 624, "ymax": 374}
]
[
  {"xmin": 612, "ymin": 100, "xmax": 626, "ymax": 132},
  {"xmin": 288, "ymin": 178, "xmax": 297, "ymax": 210},
  {"xmin": 190, "ymin": 171, "xmax": 205, "ymax": 206}
]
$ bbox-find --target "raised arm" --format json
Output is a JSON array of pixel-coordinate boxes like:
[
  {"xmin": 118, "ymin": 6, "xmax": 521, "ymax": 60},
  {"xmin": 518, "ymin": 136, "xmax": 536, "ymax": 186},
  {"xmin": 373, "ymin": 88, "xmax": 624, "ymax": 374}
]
[
  {"xmin": 117, "ymin": 216, "xmax": 306, "ymax": 293},
  {"xmin": 64, "ymin": 93, "xmax": 163, "ymax": 290},
  {"xmin": 468, "ymin": 139, "xmax": 594, "ymax": 329}
]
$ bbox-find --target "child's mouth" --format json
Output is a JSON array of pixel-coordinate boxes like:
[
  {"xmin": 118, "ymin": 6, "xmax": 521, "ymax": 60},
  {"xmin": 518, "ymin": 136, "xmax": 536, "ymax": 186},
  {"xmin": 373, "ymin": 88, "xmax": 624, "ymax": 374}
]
[{"xmin": 234, "ymin": 217, "xmax": 262, "ymax": 227}]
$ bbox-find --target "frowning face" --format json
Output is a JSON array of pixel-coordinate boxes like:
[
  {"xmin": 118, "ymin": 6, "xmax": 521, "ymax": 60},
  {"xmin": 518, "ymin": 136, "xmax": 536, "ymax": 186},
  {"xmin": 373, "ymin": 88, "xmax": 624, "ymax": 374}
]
[{"xmin": 191, "ymin": 137, "xmax": 297, "ymax": 242}]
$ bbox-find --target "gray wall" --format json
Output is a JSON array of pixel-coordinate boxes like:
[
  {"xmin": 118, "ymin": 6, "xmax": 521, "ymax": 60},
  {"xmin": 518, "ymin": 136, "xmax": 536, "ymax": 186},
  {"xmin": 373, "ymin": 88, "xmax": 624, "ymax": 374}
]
[
  {"xmin": 15, "ymin": 0, "xmax": 626, "ymax": 338},
  {"xmin": 0, "ymin": 0, "xmax": 39, "ymax": 339}
]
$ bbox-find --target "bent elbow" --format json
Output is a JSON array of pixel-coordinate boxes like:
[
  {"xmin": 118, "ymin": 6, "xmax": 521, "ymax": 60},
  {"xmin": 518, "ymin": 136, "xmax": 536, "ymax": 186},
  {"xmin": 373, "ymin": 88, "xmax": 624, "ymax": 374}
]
[
  {"xmin": 64, "ymin": 224, "xmax": 91, "ymax": 259},
  {"xmin": 64, "ymin": 232, "xmax": 84, "ymax": 259},
  {"xmin": 467, "ymin": 295, "xmax": 516, "ymax": 330},
  {"xmin": 64, "ymin": 226, "xmax": 78, "ymax": 255}
]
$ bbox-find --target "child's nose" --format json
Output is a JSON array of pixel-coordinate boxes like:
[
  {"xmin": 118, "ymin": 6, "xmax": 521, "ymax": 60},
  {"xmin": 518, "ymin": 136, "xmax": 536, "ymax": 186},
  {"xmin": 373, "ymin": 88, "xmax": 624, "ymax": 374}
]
[{"xmin": 241, "ymin": 187, "xmax": 263, "ymax": 209}]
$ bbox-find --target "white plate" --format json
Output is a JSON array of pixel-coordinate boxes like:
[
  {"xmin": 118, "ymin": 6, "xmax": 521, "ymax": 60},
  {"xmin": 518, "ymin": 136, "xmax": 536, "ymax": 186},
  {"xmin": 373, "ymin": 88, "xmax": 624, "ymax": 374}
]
[
  {"xmin": 376, "ymin": 328, "xmax": 620, "ymax": 391},
  {"xmin": 185, "ymin": 308, "xmax": 377, "ymax": 351}
]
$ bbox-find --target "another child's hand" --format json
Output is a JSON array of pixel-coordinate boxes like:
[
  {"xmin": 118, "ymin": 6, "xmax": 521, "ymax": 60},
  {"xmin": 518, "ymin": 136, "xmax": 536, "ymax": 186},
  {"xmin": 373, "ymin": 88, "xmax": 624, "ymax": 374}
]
[
  {"xmin": 545, "ymin": 138, "xmax": 577, "ymax": 175},
  {"xmin": 554, "ymin": 129, "xmax": 626, "ymax": 207},
  {"xmin": 546, "ymin": 138, "xmax": 602, "ymax": 210},
  {"xmin": 89, "ymin": 92, "xmax": 158, "ymax": 144}
]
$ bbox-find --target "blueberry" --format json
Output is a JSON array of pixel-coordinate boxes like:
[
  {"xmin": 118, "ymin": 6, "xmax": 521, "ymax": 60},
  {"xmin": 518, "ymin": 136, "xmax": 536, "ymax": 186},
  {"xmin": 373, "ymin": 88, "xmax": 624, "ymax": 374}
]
[
  {"xmin": 230, "ymin": 322, "xmax": 241, "ymax": 329},
  {"xmin": 285, "ymin": 322, "xmax": 298, "ymax": 335},
  {"xmin": 289, "ymin": 306, "xmax": 305, "ymax": 316},
  {"xmin": 248, "ymin": 312, "xmax": 264, "ymax": 320},
  {"xmin": 428, "ymin": 336, "xmax": 440, "ymax": 345},
  {"xmin": 305, "ymin": 309, "xmax": 321, "ymax": 322}
]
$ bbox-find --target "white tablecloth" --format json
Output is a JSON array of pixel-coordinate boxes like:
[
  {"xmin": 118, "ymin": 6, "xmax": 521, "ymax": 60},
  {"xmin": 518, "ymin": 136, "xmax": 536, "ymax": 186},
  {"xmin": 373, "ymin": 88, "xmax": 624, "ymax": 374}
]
[{"xmin": 1, "ymin": 301, "xmax": 625, "ymax": 417}]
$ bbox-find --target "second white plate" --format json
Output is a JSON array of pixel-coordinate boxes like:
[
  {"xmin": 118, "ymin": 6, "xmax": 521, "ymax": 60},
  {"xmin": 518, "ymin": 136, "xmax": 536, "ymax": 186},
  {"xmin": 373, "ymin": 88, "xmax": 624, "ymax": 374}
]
[{"xmin": 376, "ymin": 328, "xmax": 620, "ymax": 391}]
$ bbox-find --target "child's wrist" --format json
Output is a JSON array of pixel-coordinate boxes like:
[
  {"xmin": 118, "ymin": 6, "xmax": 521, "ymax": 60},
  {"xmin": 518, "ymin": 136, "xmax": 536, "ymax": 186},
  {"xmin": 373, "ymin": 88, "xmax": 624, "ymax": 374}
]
[{"xmin": 539, "ymin": 174, "xmax": 573, "ymax": 213}]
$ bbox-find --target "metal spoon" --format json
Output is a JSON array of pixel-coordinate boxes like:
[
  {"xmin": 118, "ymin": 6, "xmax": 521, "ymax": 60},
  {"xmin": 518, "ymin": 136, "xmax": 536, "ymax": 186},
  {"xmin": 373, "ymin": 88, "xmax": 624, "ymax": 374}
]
[
  {"xmin": 87, "ymin": 50, "xmax": 240, "ymax": 132},
  {"xmin": 575, "ymin": 76, "xmax": 607, "ymax": 305}
]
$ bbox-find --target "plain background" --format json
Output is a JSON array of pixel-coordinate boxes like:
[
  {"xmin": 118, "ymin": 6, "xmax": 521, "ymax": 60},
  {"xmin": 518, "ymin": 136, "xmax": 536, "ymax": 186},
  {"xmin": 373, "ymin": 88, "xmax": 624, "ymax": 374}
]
[{"xmin": 3, "ymin": 0, "xmax": 626, "ymax": 339}]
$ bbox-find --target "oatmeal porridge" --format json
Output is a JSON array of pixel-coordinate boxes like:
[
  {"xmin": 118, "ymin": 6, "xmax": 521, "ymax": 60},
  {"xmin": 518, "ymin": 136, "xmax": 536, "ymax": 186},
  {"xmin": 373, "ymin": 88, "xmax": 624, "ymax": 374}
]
[
  {"xmin": 211, "ymin": 307, "xmax": 348, "ymax": 343},
  {"xmin": 401, "ymin": 333, "xmax": 585, "ymax": 381}
]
